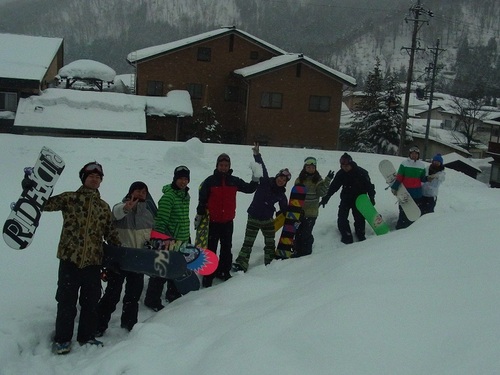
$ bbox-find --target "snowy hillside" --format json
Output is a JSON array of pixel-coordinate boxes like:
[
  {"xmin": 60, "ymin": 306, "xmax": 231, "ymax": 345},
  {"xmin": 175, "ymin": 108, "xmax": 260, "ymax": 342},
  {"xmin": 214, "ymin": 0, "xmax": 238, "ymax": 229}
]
[{"xmin": 0, "ymin": 0, "xmax": 498, "ymax": 79}]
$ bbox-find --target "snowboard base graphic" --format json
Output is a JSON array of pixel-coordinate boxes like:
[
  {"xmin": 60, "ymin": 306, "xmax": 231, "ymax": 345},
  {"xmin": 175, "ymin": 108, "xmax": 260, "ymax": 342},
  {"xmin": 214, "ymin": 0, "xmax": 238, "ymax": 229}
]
[
  {"xmin": 102, "ymin": 243, "xmax": 188, "ymax": 279},
  {"xmin": 378, "ymin": 160, "xmax": 421, "ymax": 222},
  {"xmin": 275, "ymin": 184, "xmax": 307, "ymax": 259},
  {"xmin": 355, "ymin": 194, "xmax": 389, "ymax": 235},
  {"xmin": 3, "ymin": 147, "xmax": 65, "ymax": 249}
]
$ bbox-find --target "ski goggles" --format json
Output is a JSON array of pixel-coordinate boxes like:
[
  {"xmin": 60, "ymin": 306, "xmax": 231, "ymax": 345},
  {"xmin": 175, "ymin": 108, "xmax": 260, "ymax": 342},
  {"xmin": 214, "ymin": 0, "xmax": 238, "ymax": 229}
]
[
  {"xmin": 409, "ymin": 146, "xmax": 420, "ymax": 153},
  {"xmin": 277, "ymin": 168, "xmax": 291, "ymax": 181},
  {"xmin": 304, "ymin": 157, "xmax": 317, "ymax": 166},
  {"xmin": 83, "ymin": 162, "xmax": 103, "ymax": 175},
  {"xmin": 174, "ymin": 165, "xmax": 190, "ymax": 173}
]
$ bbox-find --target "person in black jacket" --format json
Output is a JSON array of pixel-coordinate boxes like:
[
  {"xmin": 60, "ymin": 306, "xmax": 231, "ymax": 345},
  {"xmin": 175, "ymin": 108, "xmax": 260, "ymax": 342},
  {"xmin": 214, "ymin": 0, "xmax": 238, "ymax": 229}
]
[{"xmin": 320, "ymin": 153, "xmax": 375, "ymax": 244}]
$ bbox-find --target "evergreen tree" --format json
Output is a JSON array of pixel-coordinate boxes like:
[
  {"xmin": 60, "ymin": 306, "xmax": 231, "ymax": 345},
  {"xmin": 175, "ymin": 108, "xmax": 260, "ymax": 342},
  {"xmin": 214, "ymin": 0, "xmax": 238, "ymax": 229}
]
[
  {"xmin": 182, "ymin": 106, "xmax": 222, "ymax": 143},
  {"xmin": 341, "ymin": 58, "xmax": 403, "ymax": 155},
  {"xmin": 192, "ymin": 106, "xmax": 222, "ymax": 143}
]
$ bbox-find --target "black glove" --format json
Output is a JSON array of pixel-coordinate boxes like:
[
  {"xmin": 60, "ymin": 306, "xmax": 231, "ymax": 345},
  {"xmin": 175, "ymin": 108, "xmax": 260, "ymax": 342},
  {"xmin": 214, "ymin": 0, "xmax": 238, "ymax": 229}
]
[
  {"xmin": 21, "ymin": 167, "xmax": 35, "ymax": 190},
  {"xmin": 319, "ymin": 196, "xmax": 331, "ymax": 208},
  {"xmin": 326, "ymin": 170, "xmax": 334, "ymax": 179},
  {"xmin": 194, "ymin": 214, "xmax": 203, "ymax": 230}
]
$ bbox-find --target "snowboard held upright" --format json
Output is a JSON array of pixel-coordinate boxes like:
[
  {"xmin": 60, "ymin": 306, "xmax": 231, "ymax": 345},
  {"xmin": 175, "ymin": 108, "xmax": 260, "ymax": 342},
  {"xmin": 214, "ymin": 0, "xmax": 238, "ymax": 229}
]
[
  {"xmin": 275, "ymin": 184, "xmax": 307, "ymax": 259},
  {"xmin": 3, "ymin": 147, "xmax": 65, "ymax": 249},
  {"xmin": 355, "ymin": 194, "xmax": 389, "ymax": 235},
  {"xmin": 378, "ymin": 159, "xmax": 421, "ymax": 222}
]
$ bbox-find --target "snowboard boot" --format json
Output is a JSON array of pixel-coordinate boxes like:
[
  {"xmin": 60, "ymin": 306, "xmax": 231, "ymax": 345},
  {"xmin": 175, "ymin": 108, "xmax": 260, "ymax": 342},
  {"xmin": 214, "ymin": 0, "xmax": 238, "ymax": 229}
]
[
  {"xmin": 341, "ymin": 233, "xmax": 353, "ymax": 244},
  {"xmin": 356, "ymin": 232, "xmax": 366, "ymax": 242},
  {"xmin": 52, "ymin": 341, "xmax": 72, "ymax": 355},
  {"xmin": 215, "ymin": 270, "xmax": 232, "ymax": 281},
  {"xmin": 202, "ymin": 276, "xmax": 214, "ymax": 288},
  {"xmin": 231, "ymin": 263, "xmax": 246, "ymax": 273},
  {"xmin": 79, "ymin": 338, "xmax": 103, "ymax": 347}
]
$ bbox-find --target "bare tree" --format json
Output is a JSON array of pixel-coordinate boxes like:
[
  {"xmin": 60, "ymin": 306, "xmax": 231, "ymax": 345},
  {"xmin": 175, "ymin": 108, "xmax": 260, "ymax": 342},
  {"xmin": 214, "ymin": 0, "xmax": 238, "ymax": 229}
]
[{"xmin": 449, "ymin": 95, "xmax": 488, "ymax": 151}]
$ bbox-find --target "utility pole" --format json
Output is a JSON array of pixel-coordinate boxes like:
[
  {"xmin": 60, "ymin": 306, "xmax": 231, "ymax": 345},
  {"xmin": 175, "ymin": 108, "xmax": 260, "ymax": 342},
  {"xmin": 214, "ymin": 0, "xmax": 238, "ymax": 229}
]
[
  {"xmin": 423, "ymin": 39, "xmax": 446, "ymax": 161},
  {"xmin": 399, "ymin": 0, "xmax": 433, "ymax": 156}
]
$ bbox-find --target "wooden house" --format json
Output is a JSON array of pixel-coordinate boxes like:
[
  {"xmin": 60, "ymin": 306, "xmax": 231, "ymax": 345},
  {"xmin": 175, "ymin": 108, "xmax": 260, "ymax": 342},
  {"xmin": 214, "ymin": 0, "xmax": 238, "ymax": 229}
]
[
  {"xmin": 127, "ymin": 26, "xmax": 356, "ymax": 149},
  {"xmin": 0, "ymin": 33, "xmax": 63, "ymax": 132}
]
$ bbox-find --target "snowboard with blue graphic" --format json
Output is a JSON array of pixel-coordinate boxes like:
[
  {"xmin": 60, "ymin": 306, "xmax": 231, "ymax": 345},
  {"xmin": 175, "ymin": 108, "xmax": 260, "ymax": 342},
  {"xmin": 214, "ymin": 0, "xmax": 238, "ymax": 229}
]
[{"xmin": 275, "ymin": 184, "xmax": 307, "ymax": 259}]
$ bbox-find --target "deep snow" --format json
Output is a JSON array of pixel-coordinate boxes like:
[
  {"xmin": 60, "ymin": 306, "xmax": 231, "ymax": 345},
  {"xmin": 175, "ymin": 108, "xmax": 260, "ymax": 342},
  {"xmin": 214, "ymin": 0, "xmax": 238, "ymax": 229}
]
[{"xmin": 1, "ymin": 134, "xmax": 499, "ymax": 375}]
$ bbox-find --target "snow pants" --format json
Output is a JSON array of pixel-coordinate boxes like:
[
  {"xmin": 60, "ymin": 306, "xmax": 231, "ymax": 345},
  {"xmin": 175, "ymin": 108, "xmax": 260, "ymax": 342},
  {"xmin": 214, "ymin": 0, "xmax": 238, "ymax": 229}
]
[
  {"xmin": 294, "ymin": 216, "xmax": 317, "ymax": 257},
  {"xmin": 337, "ymin": 199, "xmax": 365, "ymax": 243},
  {"xmin": 234, "ymin": 215, "xmax": 275, "ymax": 271},
  {"xmin": 96, "ymin": 270, "xmax": 144, "ymax": 332},
  {"xmin": 203, "ymin": 220, "xmax": 234, "ymax": 284},
  {"xmin": 54, "ymin": 260, "xmax": 101, "ymax": 344}
]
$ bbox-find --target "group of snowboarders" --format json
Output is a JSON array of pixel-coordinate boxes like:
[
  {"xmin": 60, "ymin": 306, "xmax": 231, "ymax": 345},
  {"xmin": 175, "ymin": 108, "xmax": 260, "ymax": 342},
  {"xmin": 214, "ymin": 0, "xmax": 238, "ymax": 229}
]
[{"xmin": 40, "ymin": 143, "xmax": 444, "ymax": 355}]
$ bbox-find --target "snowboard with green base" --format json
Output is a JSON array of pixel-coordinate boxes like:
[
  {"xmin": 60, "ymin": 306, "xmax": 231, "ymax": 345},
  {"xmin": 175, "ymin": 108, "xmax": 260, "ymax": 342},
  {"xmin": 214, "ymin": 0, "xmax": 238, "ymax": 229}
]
[{"xmin": 355, "ymin": 194, "xmax": 389, "ymax": 235}]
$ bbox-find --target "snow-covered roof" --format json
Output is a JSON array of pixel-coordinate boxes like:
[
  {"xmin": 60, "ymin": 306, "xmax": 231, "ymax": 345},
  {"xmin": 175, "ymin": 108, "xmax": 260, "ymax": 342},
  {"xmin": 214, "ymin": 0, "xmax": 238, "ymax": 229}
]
[
  {"xmin": 13, "ymin": 88, "xmax": 192, "ymax": 133},
  {"xmin": 442, "ymin": 152, "xmax": 482, "ymax": 173},
  {"xmin": 58, "ymin": 59, "xmax": 116, "ymax": 82},
  {"xmin": 127, "ymin": 27, "xmax": 287, "ymax": 63},
  {"xmin": 0, "ymin": 33, "xmax": 63, "ymax": 81},
  {"xmin": 234, "ymin": 53, "xmax": 356, "ymax": 86}
]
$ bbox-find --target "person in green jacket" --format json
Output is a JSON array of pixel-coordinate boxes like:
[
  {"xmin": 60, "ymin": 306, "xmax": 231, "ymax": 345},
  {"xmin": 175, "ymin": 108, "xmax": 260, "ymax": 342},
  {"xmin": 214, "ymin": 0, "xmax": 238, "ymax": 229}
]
[
  {"xmin": 293, "ymin": 157, "xmax": 333, "ymax": 257},
  {"xmin": 144, "ymin": 165, "xmax": 191, "ymax": 311}
]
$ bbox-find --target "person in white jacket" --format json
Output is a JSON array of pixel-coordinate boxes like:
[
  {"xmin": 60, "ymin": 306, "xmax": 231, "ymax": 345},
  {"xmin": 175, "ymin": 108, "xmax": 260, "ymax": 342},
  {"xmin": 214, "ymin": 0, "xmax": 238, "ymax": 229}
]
[
  {"xmin": 96, "ymin": 181, "xmax": 154, "ymax": 335},
  {"xmin": 422, "ymin": 154, "xmax": 446, "ymax": 214}
]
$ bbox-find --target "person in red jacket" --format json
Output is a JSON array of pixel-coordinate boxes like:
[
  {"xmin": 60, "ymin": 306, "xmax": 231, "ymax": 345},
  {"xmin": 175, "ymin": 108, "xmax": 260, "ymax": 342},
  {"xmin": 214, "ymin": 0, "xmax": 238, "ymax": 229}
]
[{"xmin": 195, "ymin": 153, "xmax": 258, "ymax": 287}]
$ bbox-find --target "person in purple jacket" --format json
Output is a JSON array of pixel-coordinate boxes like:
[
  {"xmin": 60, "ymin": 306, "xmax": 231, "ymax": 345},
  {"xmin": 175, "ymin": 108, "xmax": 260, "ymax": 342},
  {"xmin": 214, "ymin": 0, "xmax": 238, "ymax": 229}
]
[{"xmin": 232, "ymin": 143, "xmax": 289, "ymax": 272}]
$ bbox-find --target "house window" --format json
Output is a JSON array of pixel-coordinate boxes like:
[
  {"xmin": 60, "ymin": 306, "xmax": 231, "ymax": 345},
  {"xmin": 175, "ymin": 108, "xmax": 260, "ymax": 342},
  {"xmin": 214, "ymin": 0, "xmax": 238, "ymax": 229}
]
[
  {"xmin": 309, "ymin": 95, "xmax": 331, "ymax": 112},
  {"xmin": 147, "ymin": 81, "xmax": 163, "ymax": 96},
  {"xmin": 260, "ymin": 92, "xmax": 283, "ymax": 109},
  {"xmin": 443, "ymin": 119, "xmax": 452, "ymax": 130},
  {"xmin": 250, "ymin": 51, "xmax": 259, "ymax": 60},
  {"xmin": 197, "ymin": 47, "xmax": 212, "ymax": 62},
  {"xmin": 187, "ymin": 83, "xmax": 203, "ymax": 100},
  {"xmin": 0, "ymin": 92, "xmax": 17, "ymax": 111}
]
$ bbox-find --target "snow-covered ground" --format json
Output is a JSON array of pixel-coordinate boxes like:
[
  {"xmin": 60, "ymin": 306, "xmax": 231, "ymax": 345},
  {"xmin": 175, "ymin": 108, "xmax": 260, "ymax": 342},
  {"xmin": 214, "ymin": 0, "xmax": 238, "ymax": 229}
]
[{"xmin": 1, "ymin": 134, "xmax": 499, "ymax": 375}]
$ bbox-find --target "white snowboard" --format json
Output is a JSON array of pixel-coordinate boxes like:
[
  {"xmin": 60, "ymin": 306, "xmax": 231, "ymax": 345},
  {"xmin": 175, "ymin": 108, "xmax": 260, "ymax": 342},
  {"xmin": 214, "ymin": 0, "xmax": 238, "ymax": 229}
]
[
  {"xmin": 378, "ymin": 159, "xmax": 421, "ymax": 222},
  {"xmin": 3, "ymin": 147, "xmax": 65, "ymax": 249}
]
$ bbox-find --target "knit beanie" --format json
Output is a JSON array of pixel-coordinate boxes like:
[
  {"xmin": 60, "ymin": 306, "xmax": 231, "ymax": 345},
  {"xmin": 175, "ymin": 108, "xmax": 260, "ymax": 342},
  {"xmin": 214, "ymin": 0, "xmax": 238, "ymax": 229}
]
[
  {"xmin": 173, "ymin": 165, "xmax": 190, "ymax": 182},
  {"xmin": 79, "ymin": 161, "xmax": 104, "ymax": 183},
  {"xmin": 339, "ymin": 153, "xmax": 353, "ymax": 165},
  {"xmin": 127, "ymin": 181, "xmax": 148, "ymax": 198},
  {"xmin": 216, "ymin": 153, "xmax": 231, "ymax": 167},
  {"xmin": 432, "ymin": 154, "xmax": 443, "ymax": 164}
]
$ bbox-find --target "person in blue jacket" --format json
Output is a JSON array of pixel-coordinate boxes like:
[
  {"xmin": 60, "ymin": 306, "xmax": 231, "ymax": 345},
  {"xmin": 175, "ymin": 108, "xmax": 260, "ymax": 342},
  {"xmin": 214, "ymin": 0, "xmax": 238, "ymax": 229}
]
[{"xmin": 232, "ymin": 143, "xmax": 289, "ymax": 272}]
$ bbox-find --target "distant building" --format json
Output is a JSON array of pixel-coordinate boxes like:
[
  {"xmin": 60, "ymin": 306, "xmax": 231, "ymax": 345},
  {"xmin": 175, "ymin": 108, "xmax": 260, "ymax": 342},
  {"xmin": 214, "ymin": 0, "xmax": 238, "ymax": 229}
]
[
  {"xmin": 127, "ymin": 26, "xmax": 356, "ymax": 149},
  {"xmin": 0, "ymin": 33, "xmax": 63, "ymax": 133}
]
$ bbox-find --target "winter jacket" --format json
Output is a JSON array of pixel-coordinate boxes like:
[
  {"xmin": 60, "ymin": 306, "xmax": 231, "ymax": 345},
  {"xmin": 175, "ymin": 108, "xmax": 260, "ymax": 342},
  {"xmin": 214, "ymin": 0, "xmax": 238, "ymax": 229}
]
[
  {"xmin": 247, "ymin": 153, "xmax": 288, "ymax": 220},
  {"xmin": 295, "ymin": 173, "xmax": 332, "ymax": 218},
  {"xmin": 113, "ymin": 199, "xmax": 155, "ymax": 248},
  {"xmin": 44, "ymin": 186, "xmax": 120, "ymax": 268},
  {"xmin": 197, "ymin": 169, "xmax": 258, "ymax": 223},
  {"xmin": 391, "ymin": 158, "xmax": 427, "ymax": 199},
  {"xmin": 154, "ymin": 184, "xmax": 190, "ymax": 242},
  {"xmin": 325, "ymin": 162, "xmax": 375, "ymax": 204},
  {"xmin": 422, "ymin": 170, "xmax": 445, "ymax": 198}
]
